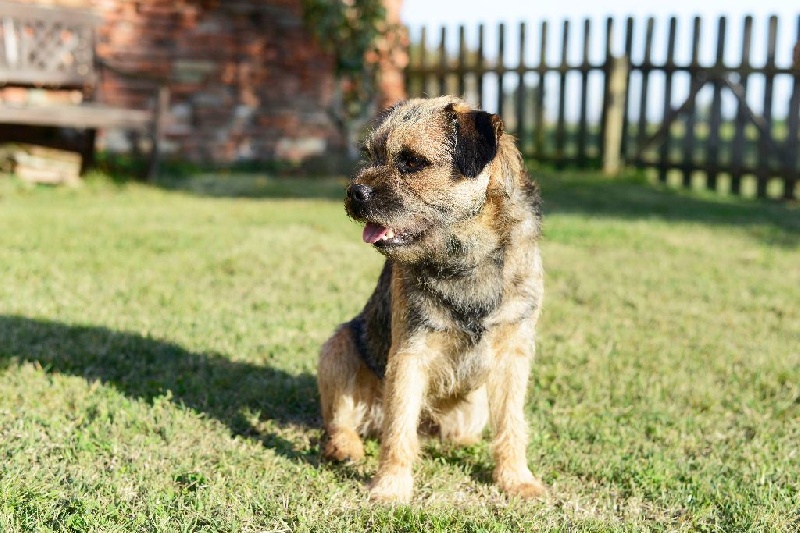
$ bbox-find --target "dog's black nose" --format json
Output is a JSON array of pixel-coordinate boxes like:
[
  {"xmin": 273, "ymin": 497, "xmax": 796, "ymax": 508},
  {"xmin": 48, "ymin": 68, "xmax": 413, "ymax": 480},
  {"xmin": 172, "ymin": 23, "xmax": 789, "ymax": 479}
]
[{"xmin": 347, "ymin": 184, "xmax": 372, "ymax": 203}]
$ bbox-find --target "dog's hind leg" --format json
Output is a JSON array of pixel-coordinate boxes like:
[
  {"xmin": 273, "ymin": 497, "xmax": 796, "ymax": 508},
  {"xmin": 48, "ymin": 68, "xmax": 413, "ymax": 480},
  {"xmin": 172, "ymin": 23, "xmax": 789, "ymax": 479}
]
[{"xmin": 318, "ymin": 324, "xmax": 382, "ymax": 462}]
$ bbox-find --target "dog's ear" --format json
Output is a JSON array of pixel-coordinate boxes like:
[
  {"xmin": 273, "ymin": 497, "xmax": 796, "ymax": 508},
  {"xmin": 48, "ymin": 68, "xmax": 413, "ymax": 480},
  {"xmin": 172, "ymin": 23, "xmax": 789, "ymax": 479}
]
[{"xmin": 446, "ymin": 104, "xmax": 503, "ymax": 178}]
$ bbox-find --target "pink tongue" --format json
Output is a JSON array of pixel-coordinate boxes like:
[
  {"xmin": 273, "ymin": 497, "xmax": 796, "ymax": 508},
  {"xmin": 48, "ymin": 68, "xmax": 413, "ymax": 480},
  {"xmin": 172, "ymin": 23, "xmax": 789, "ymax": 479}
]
[{"xmin": 362, "ymin": 222, "xmax": 389, "ymax": 244}]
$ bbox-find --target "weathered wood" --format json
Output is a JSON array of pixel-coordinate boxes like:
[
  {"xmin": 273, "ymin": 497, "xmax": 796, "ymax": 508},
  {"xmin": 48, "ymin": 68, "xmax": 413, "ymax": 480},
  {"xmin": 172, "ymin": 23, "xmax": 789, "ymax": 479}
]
[
  {"xmin": 476, "ymin": 24, "xmax": 485, "ymax": 107},
  {"xmin": 636, "ymin": 18, "xmax": 655, "ymax": 161},
  {"xmin": 730, "ymin": 16, "xmax": 753, "ymax": 195},
  {"xmin": 0, "ymin": 0, "xmax": 166, "ymax": 179},
  {"xmin": 682, "ymin": 17, "xmax": 702, "ymax": 188},
  {"xmin": 533, "ymin": 21, "xmax": 547, "ymax": 159},
  {"xmin": 438, "ymin": 26, "xmax": 447, "ymax": 96},
  {"xmin": 620, "ymin": 17, "xmax": 635, "ymax": 160},
  {"xmin": 658, "ymin": 18, "xmax": 677, "ymax": 183},
  {"xmin": 599, "ymin": 17, "xmax": 614, "ymax": 161},
  {"xmin": 577, "ymin": 18, "xmax": 591, "ymax": 167},
  {"xmin": 0, "ymin": 1, "xmax": 97, "ymax": 87},
  {"xmin": 603, "ymin": 56, "xmax": 629, "ymax": 176},
  {"xmin": 515, "ymin": 22, "xmax": 527, "ymax": 149},
  {"xmin": 706, "ymin": 17, "xmax": 727, "ymax": 192},
  {"xmin": 418, "ymin": 26, "xmax": 428, "ymax": 95},
  {"xmin": 147, "ymin": 85, "xmax": 170, "ymax": 181},
  {"xmin": 555, "ymin": 20, "xmax": 569, "ymax": 167},
  {"xmin": 497, "ymin": 23, "xmax": 506, "ymax": 117},
  {"xmin": 784, "ymin": 15, "xmax": 800, "ymax": 200},
  {"xmin": 0, "ymin": 104, "xmax": 151, "ymax": 129},
  {"xmin": 403, "ymin": 15, "xmax": 798, "ymax": 200},
  {"xmin": 757, "ymin": 16, "xmax": 778, "ymax": 198},
  {"xmin": 457, "ymin": 26, "xmax": 466, "ymax": 98},
  {"xmin": 10, "ymin": 145, "xmax": 82, "ymax": 185}
]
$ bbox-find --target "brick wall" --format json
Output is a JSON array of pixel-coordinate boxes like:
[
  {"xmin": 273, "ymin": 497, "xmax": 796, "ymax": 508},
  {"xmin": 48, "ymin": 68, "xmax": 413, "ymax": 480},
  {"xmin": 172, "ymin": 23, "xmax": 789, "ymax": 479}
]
[{"xmin": 6, "ymin": 0, "xmax": 405, "ymax": 168}]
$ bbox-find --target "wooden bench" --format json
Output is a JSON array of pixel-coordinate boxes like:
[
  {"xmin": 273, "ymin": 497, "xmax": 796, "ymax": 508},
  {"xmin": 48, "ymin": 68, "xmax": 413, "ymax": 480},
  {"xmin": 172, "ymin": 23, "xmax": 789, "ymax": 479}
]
[{"xmin": 0, "ymin": 0, "xmax": 167, "ymax": 179}]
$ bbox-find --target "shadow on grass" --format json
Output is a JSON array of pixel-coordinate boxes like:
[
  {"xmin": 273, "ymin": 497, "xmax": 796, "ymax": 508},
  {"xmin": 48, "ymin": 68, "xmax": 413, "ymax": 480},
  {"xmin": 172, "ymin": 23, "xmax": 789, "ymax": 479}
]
[
  {"xmin": 155, "ymin": 174, "xmax": 348, "ymax": 201},
  {"xmin": 149, "ymin": 172, "xmax": 798, "ymax": 246},
  {"xmin": 538, "ymin": 172, "xmax": 799, "ymax": 247},
  {"xmin": 0, "ymin": 315, "xmax": 319, "ymax": 463}
]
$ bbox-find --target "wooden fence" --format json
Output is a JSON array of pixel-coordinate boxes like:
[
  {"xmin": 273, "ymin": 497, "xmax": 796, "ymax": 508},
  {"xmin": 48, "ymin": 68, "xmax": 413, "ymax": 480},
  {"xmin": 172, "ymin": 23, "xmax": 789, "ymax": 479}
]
[{"xmin": 405, "ymin": 16, "xmax": 800, "ymax": 200}]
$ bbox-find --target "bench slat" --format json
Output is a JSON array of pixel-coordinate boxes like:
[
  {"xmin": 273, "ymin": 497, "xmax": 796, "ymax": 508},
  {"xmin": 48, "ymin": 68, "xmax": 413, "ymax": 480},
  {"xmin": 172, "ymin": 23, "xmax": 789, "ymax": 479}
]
[{"xmin": 0, "ymin": 104, "xmax": 152, "ymax": 129}]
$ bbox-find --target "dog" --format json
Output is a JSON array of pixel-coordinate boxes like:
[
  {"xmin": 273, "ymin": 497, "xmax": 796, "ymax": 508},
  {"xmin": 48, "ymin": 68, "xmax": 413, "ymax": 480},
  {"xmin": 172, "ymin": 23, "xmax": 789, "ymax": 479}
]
[{"xmin": 317, "ymin": 96, "xmax": 545, "ymax": 503}]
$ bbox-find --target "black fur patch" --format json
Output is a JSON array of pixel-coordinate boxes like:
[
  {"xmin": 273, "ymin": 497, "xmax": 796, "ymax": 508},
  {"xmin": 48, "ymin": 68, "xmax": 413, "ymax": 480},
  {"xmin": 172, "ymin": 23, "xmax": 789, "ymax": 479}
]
[
  {"xmin": 447, "ymin": 104, "xmax": 499, "ymax": 178},
  {"xmin": 349, "ymin": 261, "xmax": 393, "ymax": 380},
  {"xmin": 349, "ymin": 316, "xmax": 386, "ymax": 379}
]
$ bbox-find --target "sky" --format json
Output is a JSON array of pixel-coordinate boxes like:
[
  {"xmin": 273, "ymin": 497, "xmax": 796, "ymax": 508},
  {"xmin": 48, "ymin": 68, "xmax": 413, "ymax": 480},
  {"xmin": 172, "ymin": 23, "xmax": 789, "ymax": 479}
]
[{"xmin": 401, "ymin": 0, "xmax": 799, "ymax": 120}]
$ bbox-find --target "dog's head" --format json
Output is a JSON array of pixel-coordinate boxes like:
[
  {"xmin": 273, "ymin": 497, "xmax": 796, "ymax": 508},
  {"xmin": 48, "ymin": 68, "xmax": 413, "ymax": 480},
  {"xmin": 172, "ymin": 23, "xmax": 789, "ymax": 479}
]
[{"xmin": 345, "ymin": 96, "xmax": 505, "ymax": 264}]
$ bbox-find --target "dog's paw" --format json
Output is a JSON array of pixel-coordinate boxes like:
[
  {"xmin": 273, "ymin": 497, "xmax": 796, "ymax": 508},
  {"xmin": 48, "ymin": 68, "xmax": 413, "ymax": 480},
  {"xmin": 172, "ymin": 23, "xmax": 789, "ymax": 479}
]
[
  {"xmin": 322, "ymin": 429, "xmax": 365, "ymax": 462},
  {"xmin": 494, "ymin": 468, "xmax": 547, "ymax": 499},
  {"xmin": 368, "ymin": 470, "xmax": 414, "ymax": 503}
]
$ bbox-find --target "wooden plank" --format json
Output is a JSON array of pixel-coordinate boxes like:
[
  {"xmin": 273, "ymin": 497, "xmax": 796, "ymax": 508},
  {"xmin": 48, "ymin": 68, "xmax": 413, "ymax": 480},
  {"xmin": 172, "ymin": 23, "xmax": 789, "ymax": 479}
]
[
  {"xmin": 438, "ymin": 26, "xmax": 447, "ymax": 96},
  {"xmin": 784, "ymin": 15, "xmax": 800, "ymax": 200},
  {"xmin": 146, "ymin": 85, "xmax": 169, "ymax": 180},
  {"xmin": 598, "ymin": 18, "xmax": 614, "ymax": 161},
  {"xmin": 636, "ymin": 18, "xmax": 655, "ymax": 165},
  {"xmin": 476, "ymin": 24, "xmax": 485, "ymax": 107},
  {"xmin": 730, "ymin": 16, "xmax": 754, "ymax": 195},
  {"xmin": 515, "ymin": 22, "xmax": 527, "ymax": 148},
  {"xmin": 555, "ymin": 20, "xmax": 569, "ymax": 167},
  {"xmin": 603, "ymin": 56, "xmax": 629, "ymax": 176},
  {"xmin": 682, "ymin": 17, "xmax": 702, "ymax": 188},
  {"xmin": 457, "ymin": 25, "xmax": 466, "ymax": 97},
  {"xmin": 757, "ymin": 16, "xmax": 778, "ymax": 198},
  {"xmin": 658, "ymin": 18, "xmax": 677, "ymax": 183},
  {"xmin": 497, "ymin": 23, "xmax": 505, "ymax": 117},
  {"xmin": 419, "ymin": 26, "xmax": 428, "ymax": 96},
  {"xmin": 577, "ymin": 18, "xmax": 591, "ymax": 167},
  {"xmin": 621, "ymin": 17, "xmax": 635, "ymax": 160},
  {"xmin": 0, "ymin": 104, "xmax": 152, "ymax": 129},
  {"xmin": 0, "ymin": 1, "xmax": 98, "ymax": 25},
  {"xmin": 0, "ymin": 70, "xmax": 97, "ymax": 87},
  {"xmin": 706, "ymin": 17, "xmax": 727, "ymax": 192},
  {"xmin": 534, "ymin": 21, "xmax": 547, "ymax": 159}
]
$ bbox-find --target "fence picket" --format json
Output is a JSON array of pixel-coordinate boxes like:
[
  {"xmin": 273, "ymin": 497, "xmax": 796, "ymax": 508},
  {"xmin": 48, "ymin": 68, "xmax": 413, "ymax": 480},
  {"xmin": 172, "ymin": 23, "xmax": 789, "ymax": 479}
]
[
  {"xmin": 457, "ymin": 25, "xmax": 466, "ymax": 98},
  {"xmin": 497, "ymin": 23, "xmax": 506, "ymax": 117},
  {"xmin": 438, "ymin": 26, "xmax": 447, "ymax": 96},
  {"xmin": 785, "ymin": 16, "xmax": 800, "ymax": 199},
  {"xmin": 707, "ymin": 17, "xmax": 727, "ymax": 192},
  {"xmin": 516, "ymin": 22, "xmax": 527, "ymax": 149},
  {"xmin": 577, "ymin": 19, "xmax": 591, "ymax": 167},
  {"xmin": 730, "ymin": 16, "xmax": 753, "ymax": 195},
  {"xmin": 621, "ymin": 17, "xmax": 635, "ymax": 160},
  {"xmin": 757, "ymin": 16, "xmax": 778, "ymax": 198},
  {"xmin": 637, "ymin": 18, "xmax": 655, "ymax": 161},
  {"xmin": 555, "ymin": 20, "xmax": 569, "ymax": 166},
  {"xmin": 476, "ymin": 24, "xmax": 485, "ymax": 107},
  {"xmin": 682, "ymin": 17, "xmax": 702, "ymax": 188},
  {"xmin": 659, "ymin": 17, "xmax": 678, "ymax": 183},
  {"xmin": 403, "ymin": 15, "xmax": 798, "ymax": 199}
]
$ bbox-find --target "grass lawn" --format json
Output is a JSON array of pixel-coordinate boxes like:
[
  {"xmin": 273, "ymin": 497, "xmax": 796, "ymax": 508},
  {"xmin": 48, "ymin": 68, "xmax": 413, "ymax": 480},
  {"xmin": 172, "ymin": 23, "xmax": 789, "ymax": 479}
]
[{"xmin": 0, "ymin": 171, "xmax": 797, "ymax": 531}]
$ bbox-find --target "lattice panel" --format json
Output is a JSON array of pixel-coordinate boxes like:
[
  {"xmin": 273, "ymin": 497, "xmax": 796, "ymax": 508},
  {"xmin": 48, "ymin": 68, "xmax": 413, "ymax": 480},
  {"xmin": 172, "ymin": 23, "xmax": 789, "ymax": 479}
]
[{"xmin": 0, "ymin": 1, "xmax": 98, "ymax": 88}]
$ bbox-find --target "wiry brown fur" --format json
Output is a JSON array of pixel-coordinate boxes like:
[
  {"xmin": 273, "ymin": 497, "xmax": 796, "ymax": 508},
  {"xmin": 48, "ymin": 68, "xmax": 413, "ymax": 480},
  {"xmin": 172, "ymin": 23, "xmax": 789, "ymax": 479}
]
[{"xmin": 317, "ymin": 96, "xmax": 545, "ymax": 502}]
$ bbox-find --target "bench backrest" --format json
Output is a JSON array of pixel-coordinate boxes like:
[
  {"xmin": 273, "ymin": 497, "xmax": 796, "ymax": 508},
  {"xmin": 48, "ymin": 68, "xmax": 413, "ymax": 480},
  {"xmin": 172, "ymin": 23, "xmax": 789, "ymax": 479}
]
[{"xmin": 0, "ymin": 0, "xmax": 97, "ymax": 88}]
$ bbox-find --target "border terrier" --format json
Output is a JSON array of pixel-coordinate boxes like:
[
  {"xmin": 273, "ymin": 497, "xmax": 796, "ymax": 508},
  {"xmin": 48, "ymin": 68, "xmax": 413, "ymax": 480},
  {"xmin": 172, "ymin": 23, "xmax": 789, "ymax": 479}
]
[{"xmin": 317, "ymin": 96, "xmax": 545, "ymax": 503}]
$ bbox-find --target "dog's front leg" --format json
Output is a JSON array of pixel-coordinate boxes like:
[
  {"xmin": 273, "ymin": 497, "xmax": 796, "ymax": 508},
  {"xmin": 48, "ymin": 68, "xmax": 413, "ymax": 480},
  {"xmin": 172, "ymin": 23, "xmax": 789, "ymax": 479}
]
[
  {"xmin": 369, "ymin": 343, "xmax": 428, "ymax": 503},
  {"xmin": 487, "ymin": 320, "xmax": 546, "ymax": 499}
]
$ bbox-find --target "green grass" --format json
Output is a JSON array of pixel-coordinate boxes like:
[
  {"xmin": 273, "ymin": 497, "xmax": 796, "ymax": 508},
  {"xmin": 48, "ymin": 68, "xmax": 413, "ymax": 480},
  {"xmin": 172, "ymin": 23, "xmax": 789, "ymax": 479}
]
[{"xmin": 0, "ymin": 171, "xmax": 798, "ymax": 531}]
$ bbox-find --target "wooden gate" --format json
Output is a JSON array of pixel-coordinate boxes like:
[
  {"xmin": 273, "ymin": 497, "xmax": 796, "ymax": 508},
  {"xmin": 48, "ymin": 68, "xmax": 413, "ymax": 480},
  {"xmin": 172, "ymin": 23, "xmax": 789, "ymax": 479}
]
[{"xmin": 404, "ymin": 15, "xmax": 800, "ymax": 200}]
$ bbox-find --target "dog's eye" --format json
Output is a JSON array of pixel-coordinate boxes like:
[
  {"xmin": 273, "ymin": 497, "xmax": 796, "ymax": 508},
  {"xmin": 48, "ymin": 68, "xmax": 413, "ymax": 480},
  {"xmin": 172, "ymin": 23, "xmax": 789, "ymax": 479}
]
[
  {"xmin": 359, "ymin": 146, "xmax": 373, "ymax": 162},
  {"xmin": 397, "ymin": 153, "xmax": 429, "ymax": 174}
]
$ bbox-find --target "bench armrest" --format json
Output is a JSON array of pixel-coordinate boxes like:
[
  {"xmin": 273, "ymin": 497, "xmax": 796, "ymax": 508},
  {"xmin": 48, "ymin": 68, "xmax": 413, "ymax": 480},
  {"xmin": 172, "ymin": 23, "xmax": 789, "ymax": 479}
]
[{"xmin": 95, "ymin": 58, "xmax": 170, "ymax": 87}]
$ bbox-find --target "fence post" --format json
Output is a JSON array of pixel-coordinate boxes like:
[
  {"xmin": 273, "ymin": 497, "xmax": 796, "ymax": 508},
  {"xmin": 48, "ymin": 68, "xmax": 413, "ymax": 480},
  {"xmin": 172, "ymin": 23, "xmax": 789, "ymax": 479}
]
[{"xmin": 603, "ymin": 56, "xmax": 629, "ymax": 176}]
